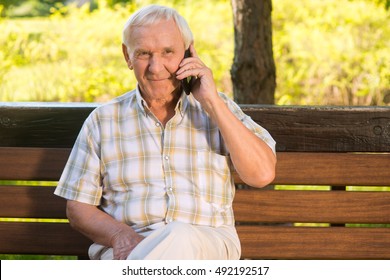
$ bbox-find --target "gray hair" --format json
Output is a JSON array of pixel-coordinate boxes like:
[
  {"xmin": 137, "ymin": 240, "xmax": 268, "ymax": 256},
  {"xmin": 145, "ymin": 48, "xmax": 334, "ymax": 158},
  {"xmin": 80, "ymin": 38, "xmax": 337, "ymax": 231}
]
[{"xmin": 122, "ymin": 5, "xmax": 193, "ymax": 49}]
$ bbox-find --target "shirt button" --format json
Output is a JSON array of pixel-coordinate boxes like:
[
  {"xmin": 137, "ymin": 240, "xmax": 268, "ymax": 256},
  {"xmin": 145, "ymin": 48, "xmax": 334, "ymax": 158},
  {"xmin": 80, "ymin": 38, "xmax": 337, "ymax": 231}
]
[
  {"xmin": 166, "ymin": 218, "xmax": 173, "ymax": 223},
  {"xmin": 164, "ymin": 155, "xmax": 169, "ymax": 160},
  {"xmin": 168, "ymin": 187, "xmax": 173, "ymax": 192},
  {"xmin": 156, "ymin": 122, "xmax": 160, "ymax": 127}
]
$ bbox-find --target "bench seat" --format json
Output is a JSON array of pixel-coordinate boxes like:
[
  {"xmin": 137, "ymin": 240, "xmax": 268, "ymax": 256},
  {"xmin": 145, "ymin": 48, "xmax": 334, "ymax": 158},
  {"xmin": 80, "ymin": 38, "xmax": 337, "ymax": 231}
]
[{"xmin": 1, "ymin": 103, "xmax": 389, "ymax": 259}]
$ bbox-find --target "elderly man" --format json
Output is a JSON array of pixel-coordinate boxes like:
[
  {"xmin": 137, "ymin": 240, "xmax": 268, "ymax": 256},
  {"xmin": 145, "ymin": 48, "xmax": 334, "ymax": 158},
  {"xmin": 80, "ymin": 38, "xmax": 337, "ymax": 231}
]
[{"xmin": 55, "ymin": 4, "xmax": 276, "ymax": 260}]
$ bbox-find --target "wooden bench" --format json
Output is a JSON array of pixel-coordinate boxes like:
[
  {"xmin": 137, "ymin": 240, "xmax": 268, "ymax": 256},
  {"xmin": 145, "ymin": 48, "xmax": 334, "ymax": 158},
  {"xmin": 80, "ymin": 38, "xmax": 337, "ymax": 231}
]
[{"xmin": 0, "ymin": 103, "xmax": 389, "ymax": 259}]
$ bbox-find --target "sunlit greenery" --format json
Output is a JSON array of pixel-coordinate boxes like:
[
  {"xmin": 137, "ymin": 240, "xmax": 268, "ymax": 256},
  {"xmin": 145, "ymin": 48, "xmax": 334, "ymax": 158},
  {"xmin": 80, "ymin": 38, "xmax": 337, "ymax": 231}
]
[
  {"xmin": 273, "ymin": 0, "xmax": 390, "ymax": 105},
  {"xmin": 0, "ymin": 0, "xmax": 389, "ymax": 104},
  {"xmin": 0, "ymin": 254, "xmax": 77, "ymax": 260},
  {"xmin": 0, "ymin": 0, "xmax": 234, "ymax": 102}
]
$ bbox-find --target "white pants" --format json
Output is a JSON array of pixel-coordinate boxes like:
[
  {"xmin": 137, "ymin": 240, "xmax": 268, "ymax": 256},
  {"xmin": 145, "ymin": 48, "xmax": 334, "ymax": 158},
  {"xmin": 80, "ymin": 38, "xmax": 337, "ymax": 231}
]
[{"xmin": 89, "ymin": 222, "xmax": 241, "ymax": 260}]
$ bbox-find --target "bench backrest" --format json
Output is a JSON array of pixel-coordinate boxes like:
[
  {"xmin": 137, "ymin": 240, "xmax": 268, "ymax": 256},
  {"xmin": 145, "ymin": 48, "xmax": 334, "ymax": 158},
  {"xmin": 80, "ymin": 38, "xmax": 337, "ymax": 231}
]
[{"xmin": 0, "ymin": 103, "xmax": 389, "ymax": 259}]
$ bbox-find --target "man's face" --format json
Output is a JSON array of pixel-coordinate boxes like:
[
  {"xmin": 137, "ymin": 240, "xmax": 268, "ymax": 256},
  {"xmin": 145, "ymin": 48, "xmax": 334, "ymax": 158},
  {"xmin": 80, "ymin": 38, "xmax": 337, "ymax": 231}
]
[{"xmin": 124, "ymin": 19, "xmax": 186, "ymax": 99}]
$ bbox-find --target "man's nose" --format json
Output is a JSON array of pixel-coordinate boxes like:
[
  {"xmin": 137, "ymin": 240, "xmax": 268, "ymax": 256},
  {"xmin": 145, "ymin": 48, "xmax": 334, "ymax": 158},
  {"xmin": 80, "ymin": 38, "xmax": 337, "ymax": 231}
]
[{"xmin": 148, "ymin": 55, "xmax": 164, "ymax": 73}]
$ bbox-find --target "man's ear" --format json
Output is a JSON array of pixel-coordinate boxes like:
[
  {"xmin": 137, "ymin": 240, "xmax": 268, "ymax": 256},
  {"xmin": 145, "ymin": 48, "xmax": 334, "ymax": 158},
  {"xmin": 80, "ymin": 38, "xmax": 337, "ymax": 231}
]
[{"xmin": 122, "ymin": 43, "xmax": 133, "ymax": 70}]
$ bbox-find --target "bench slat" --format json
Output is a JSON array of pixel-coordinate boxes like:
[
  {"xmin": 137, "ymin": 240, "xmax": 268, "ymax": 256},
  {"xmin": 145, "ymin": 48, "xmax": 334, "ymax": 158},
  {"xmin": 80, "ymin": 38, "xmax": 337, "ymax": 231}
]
[
  {"xmin": 1, "ymin": 222, "xmax": 389, "ymax": 259},
  {"xmin": 1, "ymin": 104, "xmax": 390, "ymax": 152},
  {"xmin": 237, "ymin": 225, "xmax": 390, "ymax": 259},
  {"xmin": 0, "ymin": 222, "xmax": 90, "ymax": 256},
  {"xmin": 243, "ymin": 105, "xmax": 390, "ymax": 152},
  {"xmin": 238, "ymin": 152, "xmax": 390, "ymax": 186},
  {"xmin": 1, "ymin": 147, "xmax": 389, "ymax": 186},
  {"xmin": 0, "ymin": 186, "xmax": 66, "ymax": 218},
  {"xmin": 234, "ymin": 189, "xmax": 390, "ymax": 224},
  {"xmin": 2, "ymin": 186, "xmax": 389, "ymax": 224},
  {"xmin": 0, "ymin": 147, "xmax": 70, "ymax": 181},
  {"xmin": 0, "ymin": 103, "xmax": 94, "ymax": 149}
]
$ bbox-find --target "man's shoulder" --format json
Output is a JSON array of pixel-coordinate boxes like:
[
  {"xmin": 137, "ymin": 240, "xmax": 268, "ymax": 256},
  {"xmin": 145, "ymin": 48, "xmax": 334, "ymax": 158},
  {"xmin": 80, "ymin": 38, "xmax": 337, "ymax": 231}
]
[{"xmin": 94, "ymin": 89, "xmax": 137, "ymax": 114}]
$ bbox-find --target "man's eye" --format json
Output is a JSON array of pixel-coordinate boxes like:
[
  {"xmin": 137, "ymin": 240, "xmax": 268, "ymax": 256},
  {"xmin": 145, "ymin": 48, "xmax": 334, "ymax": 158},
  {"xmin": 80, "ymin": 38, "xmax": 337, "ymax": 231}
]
[
  {"xmin": 136, "ymin": 51, "xmax": 150, "ymax": 58},
  {"xmin": 163, "ymin": 50, "xmax": 173, "ymax": 56}
]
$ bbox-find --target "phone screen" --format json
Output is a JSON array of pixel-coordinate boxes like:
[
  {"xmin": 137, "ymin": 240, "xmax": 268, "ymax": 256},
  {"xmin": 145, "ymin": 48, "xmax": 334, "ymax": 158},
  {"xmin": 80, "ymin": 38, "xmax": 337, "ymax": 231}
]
[{"xmin": 182, "ymin": 49, "xmax": 193, "ymax": 95}]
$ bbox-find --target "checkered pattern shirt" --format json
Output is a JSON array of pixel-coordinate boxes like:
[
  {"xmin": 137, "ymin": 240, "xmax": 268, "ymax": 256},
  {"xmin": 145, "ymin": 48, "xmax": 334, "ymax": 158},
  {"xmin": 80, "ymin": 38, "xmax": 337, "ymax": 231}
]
[{"xmin": 55, "ymin": 88, "xmax": 276, "ymax": 232}]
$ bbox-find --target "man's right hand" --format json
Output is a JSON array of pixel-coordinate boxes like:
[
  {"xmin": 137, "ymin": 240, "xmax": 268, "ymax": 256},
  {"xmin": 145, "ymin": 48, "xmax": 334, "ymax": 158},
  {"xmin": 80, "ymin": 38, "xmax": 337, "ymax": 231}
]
[
  {"xmin": 110, "ymin": 225, "xmax": 145, "ymax": 260},
  {"xmin": 66, "ymin": 200, "xmax": 144, "ymax": 260}
]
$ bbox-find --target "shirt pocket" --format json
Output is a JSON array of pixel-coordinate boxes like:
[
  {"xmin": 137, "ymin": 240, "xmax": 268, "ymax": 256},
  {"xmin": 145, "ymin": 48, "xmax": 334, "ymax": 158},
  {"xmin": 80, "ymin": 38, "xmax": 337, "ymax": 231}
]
[{"xmin": 196, "ymin": 151, "xmax": 234, "ymax": 206}]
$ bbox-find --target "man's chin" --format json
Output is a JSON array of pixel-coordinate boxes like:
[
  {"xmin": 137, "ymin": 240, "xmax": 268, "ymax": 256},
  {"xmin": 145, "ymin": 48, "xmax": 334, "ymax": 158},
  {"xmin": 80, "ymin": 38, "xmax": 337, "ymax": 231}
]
[{"xmin": 141, "ymin": 84, "xmax": 181, "ymax": 98}]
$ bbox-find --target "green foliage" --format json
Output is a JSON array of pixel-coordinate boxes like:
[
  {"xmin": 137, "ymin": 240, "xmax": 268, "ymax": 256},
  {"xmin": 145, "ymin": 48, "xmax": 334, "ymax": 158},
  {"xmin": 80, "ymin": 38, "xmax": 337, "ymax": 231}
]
[
  {"xmin": 103, "ymin": 0, "xmax": 130, "ymax": 7},
  {"xmin": 0, "ymin": 2, "xmax": 137, "ymax": 102},
  {"xmin": 0, "ymin": 0, "xmax": 388, "ymax": 105},
  {"xmin": 0, "ymin": 254, "xmax": 77, "ymax": 260},
  {"xmin": 273, "ymin": 0, "xmax": 390, "ymax": 105},
  {"xmin": 0, "ymin": 0, "xmax": 233, "ymax": 102},
  {"xmin": 376, "ymin": 0, "xmax": 390, "ymax": 10},
  {"xmin": 2, "ymin": 0, "xmax": 68, "ymax": 17},
  {"xmin": 0, "ymin": 0, "xmax": 25, "ymax": 9}
]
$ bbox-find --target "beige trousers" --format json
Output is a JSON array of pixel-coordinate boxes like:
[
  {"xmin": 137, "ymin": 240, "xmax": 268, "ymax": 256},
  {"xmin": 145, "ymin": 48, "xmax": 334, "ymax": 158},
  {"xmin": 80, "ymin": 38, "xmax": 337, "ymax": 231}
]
[{"xmin": 89, "ymin": 221, "xmax": 241, "ymax": 260}]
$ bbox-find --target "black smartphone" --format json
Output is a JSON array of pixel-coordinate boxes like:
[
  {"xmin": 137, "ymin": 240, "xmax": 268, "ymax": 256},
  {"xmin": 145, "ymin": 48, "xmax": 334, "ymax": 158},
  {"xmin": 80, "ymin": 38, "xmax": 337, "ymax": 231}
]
[{"xmin": 182, "ymin": 49, "xmax": 194, "ymax": 95}]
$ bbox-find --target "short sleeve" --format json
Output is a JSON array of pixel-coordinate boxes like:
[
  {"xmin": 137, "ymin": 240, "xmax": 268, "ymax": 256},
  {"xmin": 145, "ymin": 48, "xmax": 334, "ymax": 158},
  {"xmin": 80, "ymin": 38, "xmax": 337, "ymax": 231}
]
[
  {"xmin": 54, "ymin": 111, "xmax": 103, "ymax": 205},
  {"xmin": 219, "ymin": 93, "xmax": 276, "ymax": 155}
]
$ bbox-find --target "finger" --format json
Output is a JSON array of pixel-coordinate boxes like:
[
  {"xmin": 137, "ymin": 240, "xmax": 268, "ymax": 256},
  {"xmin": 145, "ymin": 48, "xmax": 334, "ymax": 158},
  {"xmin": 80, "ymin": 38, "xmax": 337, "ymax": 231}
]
[
  {"xmin": 176, "ymin": 62, "xmax": 194, "ymax": 77},
  {"xmin": 189, "ymin": 43, "xmax": 199, "ymax": 58},
  {"xmin": 179, "ymin": 56, "xmax": 202, "ymax": 69},
  {"xmin": 176, "ymin": 67, "xmax": 200, "ymax": 80}
]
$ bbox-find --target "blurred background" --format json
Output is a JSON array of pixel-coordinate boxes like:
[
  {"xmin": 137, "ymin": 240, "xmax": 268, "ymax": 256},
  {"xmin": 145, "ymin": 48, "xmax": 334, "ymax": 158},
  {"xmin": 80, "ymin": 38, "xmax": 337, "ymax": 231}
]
[{"xmin": 0, "ymin": 0, "xmax": 389, "ymax": 105}]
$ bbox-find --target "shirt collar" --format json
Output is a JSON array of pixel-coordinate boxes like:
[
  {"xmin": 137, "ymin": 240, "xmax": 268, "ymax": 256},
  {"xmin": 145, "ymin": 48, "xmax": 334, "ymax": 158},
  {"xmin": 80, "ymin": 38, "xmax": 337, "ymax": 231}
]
[
  {"xmin": 135, "ymin": 84, "xmax": 189, "ymax": 117},
  {"xmin": 176, "ymin": 89, "xmax": 189, "ymax": 117},
  {"xmin": 135, "ymin": 85, "xmax": 148, "ymax": 115}
]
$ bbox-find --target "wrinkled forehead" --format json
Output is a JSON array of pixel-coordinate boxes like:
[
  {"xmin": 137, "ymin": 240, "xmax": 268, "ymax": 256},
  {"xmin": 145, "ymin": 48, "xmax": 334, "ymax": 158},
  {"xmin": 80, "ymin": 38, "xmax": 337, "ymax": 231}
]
[
  {"xmin": 128, "ymin": 19, "xmax": 185, "ymax": 51},
  {"xmin": 125, "ymin": 23, "xmax": 182, "ymax": 54}
]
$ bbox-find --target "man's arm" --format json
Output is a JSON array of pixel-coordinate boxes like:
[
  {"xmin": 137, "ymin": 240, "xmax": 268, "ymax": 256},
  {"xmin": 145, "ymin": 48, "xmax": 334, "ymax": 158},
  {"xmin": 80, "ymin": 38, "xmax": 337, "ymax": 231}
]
[
  {"xmin": 176, "ymin": 45, "xmax": 276, "ymax": 188},
  {"xmin": 202, "ymin": 98, "xmax": 276, "ymax": 188},
  {"xmin": 66, "ymin": 200, "xmax": 144, "ymax": 259}
]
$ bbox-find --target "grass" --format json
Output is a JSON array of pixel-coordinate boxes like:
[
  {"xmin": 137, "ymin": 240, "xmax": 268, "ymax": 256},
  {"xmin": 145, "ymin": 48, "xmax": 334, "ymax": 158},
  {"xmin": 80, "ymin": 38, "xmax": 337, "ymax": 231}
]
[{"xmin": 0, "ymin": 254, "xmax": 77, "ymax": 260}]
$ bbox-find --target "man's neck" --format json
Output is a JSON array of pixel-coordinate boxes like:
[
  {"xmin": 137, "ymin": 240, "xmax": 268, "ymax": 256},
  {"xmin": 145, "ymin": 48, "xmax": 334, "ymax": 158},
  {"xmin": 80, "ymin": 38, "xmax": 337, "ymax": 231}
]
[{"xmin": 142, "ymin": 89, "xmax": 182, "ymax": 126}]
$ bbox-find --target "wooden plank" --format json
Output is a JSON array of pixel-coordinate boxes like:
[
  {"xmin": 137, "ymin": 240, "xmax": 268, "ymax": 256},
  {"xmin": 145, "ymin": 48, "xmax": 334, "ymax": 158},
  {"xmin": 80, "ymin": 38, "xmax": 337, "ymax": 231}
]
[
  {"xmin": 234, "ymin": 190, "xmax": 390, "ymax": 224},
  {"xmin": 0, "ymin": 186, "xmax": 66, "ymax": 218},
  {"xmin": 237, "ymin": 226, "xmax": 390, "ymax": 259},
  {"xmin": 0, "ymin": 222, "xmax": 91, "ymax": 256},
  {"xmin": 273, "ymin": 152, "xmax": 390, "ymax": 186},
  {"xmin": 2, "ymin": 185, "xmax": 390, "ymax": 224},
  {"xmin": 1, "ymin": 147, "xmax": 389, "ymax": 186},
  {"xmin": 1, "ymin": 103, "xmax": 390, "ymax": 152},
  {"xmin": 242, "ymin": 105, "xmax": 390, "ymax": 152},
  {"xmin": 0, "ymin": 147, "xmax": 70, "ymax": 181},
  {"xmin": 2, "ymin": 222, "xmax": 389, "ymax": 259},
  {"xmin": 236, "ymin": 152, "xmax": 390, "ymax": 186},
  {"xmin": 0, "ymin": 102, "xmax": 95, "ymax": 148}
]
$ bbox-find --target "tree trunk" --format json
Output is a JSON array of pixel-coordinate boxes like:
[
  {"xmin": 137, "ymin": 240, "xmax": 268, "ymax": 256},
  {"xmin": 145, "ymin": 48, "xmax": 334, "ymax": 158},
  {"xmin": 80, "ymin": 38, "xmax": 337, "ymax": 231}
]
[{"xmin": 231, "ymin": 0, "xmax": 276, "ymax": 104}]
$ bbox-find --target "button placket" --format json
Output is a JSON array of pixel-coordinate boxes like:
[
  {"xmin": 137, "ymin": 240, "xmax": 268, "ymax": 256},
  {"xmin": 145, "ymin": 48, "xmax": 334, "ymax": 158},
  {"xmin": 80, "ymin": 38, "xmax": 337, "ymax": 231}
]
[{"xmin": 162, "ymin": 126, "xmax": 175, "ymax": 224}]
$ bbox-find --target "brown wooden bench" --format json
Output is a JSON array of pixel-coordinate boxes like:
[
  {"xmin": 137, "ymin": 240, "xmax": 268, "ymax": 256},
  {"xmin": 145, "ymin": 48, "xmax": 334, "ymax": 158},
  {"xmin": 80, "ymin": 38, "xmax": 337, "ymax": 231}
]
[{"xmin": 0, "ymin": 103, "xmax": 389, "ymax": 259}]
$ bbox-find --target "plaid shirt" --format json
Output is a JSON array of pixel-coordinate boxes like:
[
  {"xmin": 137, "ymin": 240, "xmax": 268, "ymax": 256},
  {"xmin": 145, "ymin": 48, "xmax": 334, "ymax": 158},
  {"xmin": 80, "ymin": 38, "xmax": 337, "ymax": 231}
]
[{"xmin": 55, "ymin": 88, "xmax": 275, "ymax": 232}]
